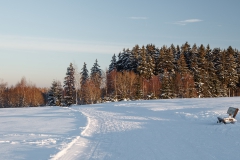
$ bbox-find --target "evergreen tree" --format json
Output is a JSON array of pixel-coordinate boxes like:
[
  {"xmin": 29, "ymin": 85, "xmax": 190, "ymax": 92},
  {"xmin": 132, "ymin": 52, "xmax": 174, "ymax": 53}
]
[
  {"xmin": 80, "ymin": 62, "xmax": 89, "ymax": 104},
  {"xmin": 124, "ymin": 49, "xmax": 138, "ymax": 72},
  {"xmin": 161, "ymin": 70, "xmax": 173, "ymax": 99},
  {"xmin": 215, "ymin": 50, "xmax": 228, "ymax": 96},
  {"xmin": 177, "ymin": 53, "xmax": 189, "ymax": 75},
  {"xmin": 116, "ymin": 50, "xmax": 125, "ymax": 72},
  {"xmin": 236, "ymin": 51, "xmax": 240, "ymax": 89},
  {"xmin": 48, "ymin": 80, "xmax": 62, "ymax": 106},
  {"xmin": 80, "ymin": 62, "xmax": 89, "ymax": 86},
  {"xmin": 91, "ymin": 59, "xmax": 102, "ymax": 86},
  {"xmin": 134, "ymin": 75, "xmax": 143, "ymax": 99},
  {"xmin": 176, "ymin": 54, "xmax": 190, "ymax": 98},
  {"xmin": 132, "ymin": 45, "xmax": 141, "ymax": 73},
  {"xmin": 181, "ymin": 42, "xmax": 191, "ymax": 69},
  {"xmin": 157, "ymin": 47, "xmax": 165, "ymax": 74},
  {"xmin": 63, "ymin": 63, "xmax": 75, "ymax": 106},
  {"xmin": 225, "ymin": 48, "xmax": 238, "ymax": 96},
  {"xmin": 90, "ymin": 59, "xmax": 102, "ymax": 103},
  {"xmin": 164, "ymin": 48, "xmax": 175, "ymax": 73},
  {"xmin": 146, "ymin": 44, "xmax": 159, "ymax": 75},
  {"xmin": 197, "ymin": 44, "xmax": 209, "ymax": 97},
  {"xmin": 137, "ymin": 46, "xmax": 147, "ymax": 76},
  {"xmin": 109, "ymin": 54, "xmax": 117, "ymax": 72},
  {"xmin": 145, "ymin": 53, "xmax": 155, "ymax": 80}
]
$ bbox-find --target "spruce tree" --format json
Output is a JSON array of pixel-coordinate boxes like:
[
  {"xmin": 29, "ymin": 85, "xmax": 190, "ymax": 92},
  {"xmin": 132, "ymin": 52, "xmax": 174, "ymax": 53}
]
[
  {"xmin": 161, "ymin": 70, "xmax": 173, "ymax": 99},
  {"xmin": 236, "ymin": 51, "xmax": 240, "ymax": 89},
  {"xmin": 215, "ymin": 50, "xmax": 228, "ymax": 96},
  {"xmin": 225, "ymin": 48, "xmax": 238, "ymax": 96},
  {"xmin": 48, "ymin": 80, "xmax": 62, "ymax": 106},
  {"xmin": 137, "ymin": 46, "xmax": 147, "ymax": 76},
  {"xmin": 63, "ymin": 63, "xmax": 75, "ymax": 106},
  {"xmin": 90, "ymin": 59, "xmax": 102, "ymax": 103},
  {"xmin": 80, "ymin": 62, "xmax": 89, "ymax": 86},
  {"xmin": 80, "ymin": 62, "xmax": 89, "ymax": 104},
  {"xmin": 134, "ymin": 75, "xmax": 143, "ymax": 99},
  {"xmin": 91, "ymin": 59, "xmax": 102, "ymax": 86},
  {"xmin": 109, "ymin": 54, "xmax": 117, "ymax": 73},
  {"xmin": 132, "ymin": 45, "xmax": 140, "ymax": 73},
  {"xmin": 157, "ymin": 47, "xmax": 165, "ymax": 74}
]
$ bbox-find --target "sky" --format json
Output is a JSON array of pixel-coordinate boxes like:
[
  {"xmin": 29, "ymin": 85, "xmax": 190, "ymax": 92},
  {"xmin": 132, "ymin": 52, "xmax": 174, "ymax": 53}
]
[{"xmin": 0, "ymin": 0, "xmax": 240, "ymax": 88}]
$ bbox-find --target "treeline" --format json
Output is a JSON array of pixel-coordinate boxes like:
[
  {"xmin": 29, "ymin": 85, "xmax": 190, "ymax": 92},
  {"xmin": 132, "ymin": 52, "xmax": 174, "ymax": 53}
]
[
  {"xmin": 0, "ymin": 78, "xmax": 47, "ymax": 108},
  {"xmin": 78, "ymin": 42, "xmax": 240, "ymax": 104},
  {"xmin": 2, "ymin": 42, "xmax": 240, "ymax": 107}
]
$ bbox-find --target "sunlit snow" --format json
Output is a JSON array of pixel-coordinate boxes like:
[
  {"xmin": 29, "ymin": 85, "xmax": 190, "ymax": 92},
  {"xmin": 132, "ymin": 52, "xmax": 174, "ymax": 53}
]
[{"xmin": 1, "ymin": 97, "xmax": 240, "ymax": 159}]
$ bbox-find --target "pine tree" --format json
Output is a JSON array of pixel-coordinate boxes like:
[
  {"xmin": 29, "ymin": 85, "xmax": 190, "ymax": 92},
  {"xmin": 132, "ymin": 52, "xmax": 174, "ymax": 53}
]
[
  {"xmin": 124, "ymin": 49, "xmax": 138, "ymax": 72},
  {"xmin": 146, "ymin": 44, "xmax": 159, "ymax": 75},
  {"xmin": 132, "ymin": 45, "xmax": 140, "ymax": 73},
  {"xmin": 116, "ymin": 50, "xmax": 125, "ymax": 72},
  {"xmin": 176, "ymin": 54, "xmax": 190, "ymax": 98},
  {"xmin": 48, "ymin": 80, "xmax": 62, "ymax": 106},
  {"xmin": 225, "ymin": 47, "xmax": 238, "ymax": 96},
  {"xmin": 197, "ymin": 44, "xmax": 209, "ymax": 97},
  {"xmin": 91, "ymin": 59, "xmax": 102, "ymax": 86},
  {"xmin": 137, "ymin": 46, "xmax": 147, "ymax": 76},
  {"xmin": 164, "ymin": 48, "xmax": 175, "ymax": 73},
  {"xmin": 80, "ymin": 62, "xmax": 89, "ymax": 104},
  {"xmin": 157, "ymin": 47, "xmax": 165, "ymax": 74},
  {"xmin": 236, "ymin": 51, "xmax": 240, "ymax": 90},
  {"xmin": 90, "ymin": 59, "xmax": 102, "ymax": 103},
  {"xmin": 109, "ymin": 54, "xmax": 117, "ymax": 73},
  {"xmin": 145, "ymin": 53, "xmax": 155, "ymax": 80},
  {"xmin": 215, "ymin": 50, "xmax": 228, "ymax": 97},
  {"xmin": 134, "ymin": 75, "xmax": 143, "ymax": 99},
  {"xmin": 181, "ymin": 42, "xmax": 191, "ymax": 69},
  {"xmin": 63, "ymin": 63, "xmax": 75, "ymax": 106},
  {"xmin": 161, "ymin": 69, "xmax": 173, "ymax": 99},
  {"xmin": 80, "ymin": 62, "xmax": 89, "ymax": 86},
  {"xmin": 177, "ymin": 53, "xmax": 189, "ymax": 75}
]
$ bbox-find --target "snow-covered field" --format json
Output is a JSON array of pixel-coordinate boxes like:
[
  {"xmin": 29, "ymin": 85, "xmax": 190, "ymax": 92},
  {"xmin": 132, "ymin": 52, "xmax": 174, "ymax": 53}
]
[{"xmin": 1, "ymin": 97, "xmax": 240, "ymax": 160}]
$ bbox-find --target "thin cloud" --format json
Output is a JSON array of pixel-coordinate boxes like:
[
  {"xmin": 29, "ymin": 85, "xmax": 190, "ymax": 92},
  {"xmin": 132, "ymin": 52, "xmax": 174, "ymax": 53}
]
[
  {"xmin": 174, "ymin": 19, "xmax": 203, "ymax": 25},
  {"xmin": 0, "ymin": 35, "xmax": 131, "ymax": 54},
  {"xmin": 128, "ymin": 17, "xmax": 148, "ymax": 20}
]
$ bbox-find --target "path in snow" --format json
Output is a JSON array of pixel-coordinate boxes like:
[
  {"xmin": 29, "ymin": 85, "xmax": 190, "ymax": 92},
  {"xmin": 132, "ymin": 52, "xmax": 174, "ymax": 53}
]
[
  {"xmin": 51, "ymin": 97, "xmax": 240, "ymax": 160},
  {"xmin": 0, "ymin": 107, "xmax": 87, "ymax": 160}
]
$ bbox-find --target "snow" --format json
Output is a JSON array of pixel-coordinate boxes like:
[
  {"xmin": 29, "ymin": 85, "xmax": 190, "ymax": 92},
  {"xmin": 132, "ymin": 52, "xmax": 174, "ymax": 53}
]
[{"xmin": 1, "ymin": 97, "xmax": 240, "ymax": 159}]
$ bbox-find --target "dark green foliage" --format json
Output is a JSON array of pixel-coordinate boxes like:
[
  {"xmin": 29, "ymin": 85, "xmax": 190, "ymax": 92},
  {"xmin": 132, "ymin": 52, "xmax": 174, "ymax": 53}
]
[
  {"xmin": 161, "ymin": 70, "xmax": 173, "ymax": 99},
  {"xmin": 48, "ymin": 80, "xmax": 62, "ymax": 106},
  {"xmin": 109, "ymin": 54, "xmax": 117, "ymax": 72},
  {"xmin": 63, "ymin": 63, "xmax": 75, "ymax": 106},
  {"xmin": 91, "ymin": 59, "xmax": 102, "ymax": 87},
  {"xmin": 134, "ymin": 75, "xmax": 143, "ymax": 99},
  {"xmin": 80, "ymin": 62, "xmax": 89, "ymax": 85}
]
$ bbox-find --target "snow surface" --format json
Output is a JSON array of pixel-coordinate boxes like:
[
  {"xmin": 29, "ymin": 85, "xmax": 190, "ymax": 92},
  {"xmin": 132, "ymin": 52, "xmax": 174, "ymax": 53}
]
[{"xmin": 1, "ymin": 97, "xmax": 240, "ymax": 160}]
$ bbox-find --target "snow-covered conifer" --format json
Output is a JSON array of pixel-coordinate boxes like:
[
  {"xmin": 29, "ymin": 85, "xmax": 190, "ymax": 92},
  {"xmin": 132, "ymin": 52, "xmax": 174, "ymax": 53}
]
[
  {"xmin": 91, "ymin": 59, "xmax": 102, "ymax": 78},
  {"xmin": 109, "ymin": 54, "xmax": 117, "ymax": 73},
  {"xmin": 63, "ymin": 63, "xmax": 75, "ymax": 106},
  {"xmin": 80, "ymin": 62, "xmax": 89, "ymax": 86},
  {"xmin": 161, "ymin": 70, "xmax": 173, "ymax": 99},
  {"xmin": 48, "ymin": 80, "xmax": 62, "ymax": 106}
]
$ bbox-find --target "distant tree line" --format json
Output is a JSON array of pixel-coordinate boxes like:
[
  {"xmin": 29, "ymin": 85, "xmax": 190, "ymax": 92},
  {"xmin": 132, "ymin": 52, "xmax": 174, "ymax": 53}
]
[
  {"xmin": 58, "ymin": 42, "xmax": 240, "ymax": 106},
  {"xmin": 0, "ymin": 78, "xmax": 47, "ymax": 108},
  {"xmin": 105, "ymin": 43, "xmax": 240, "ymax": 100},
  {"xmin": 2, "ymin": 42, "xmax": 240, "ymax": 107}
]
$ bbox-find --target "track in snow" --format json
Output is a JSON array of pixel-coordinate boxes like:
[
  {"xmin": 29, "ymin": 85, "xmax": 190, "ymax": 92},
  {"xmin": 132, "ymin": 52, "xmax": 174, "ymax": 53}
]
[{"xmin": 50, "ymin": 98, "xmax": 240, "ymax": 160}]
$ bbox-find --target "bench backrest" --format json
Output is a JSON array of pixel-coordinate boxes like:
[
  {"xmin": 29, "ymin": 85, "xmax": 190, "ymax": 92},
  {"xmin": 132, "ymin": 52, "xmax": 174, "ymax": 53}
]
[{"xmin": 227, "ymin": 107, "xmax": 239, "ymax": 118}]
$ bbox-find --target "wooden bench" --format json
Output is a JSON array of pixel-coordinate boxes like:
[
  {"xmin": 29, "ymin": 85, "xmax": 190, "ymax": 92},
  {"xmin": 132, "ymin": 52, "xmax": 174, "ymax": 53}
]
[{"xmin": 217, "ymin": 107, "xmax": 239, "ymax": 124}]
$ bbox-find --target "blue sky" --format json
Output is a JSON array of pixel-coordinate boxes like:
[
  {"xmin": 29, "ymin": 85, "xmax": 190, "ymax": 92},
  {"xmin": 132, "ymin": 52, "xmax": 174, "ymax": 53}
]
[{"xmin": 0, "ymin": 0, "xmax": 240, "ymax": 87}]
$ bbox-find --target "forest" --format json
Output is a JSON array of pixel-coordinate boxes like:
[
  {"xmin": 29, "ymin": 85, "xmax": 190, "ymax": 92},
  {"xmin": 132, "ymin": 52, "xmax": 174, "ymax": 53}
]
[{"xmin": 1, "ymin": 42, "xmax": 240, "ymax": 107}]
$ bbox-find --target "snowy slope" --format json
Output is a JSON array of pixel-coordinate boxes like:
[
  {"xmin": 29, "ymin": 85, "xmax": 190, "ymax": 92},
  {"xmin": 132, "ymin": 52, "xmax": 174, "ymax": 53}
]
[{"xmin": 1, "ymin": 97, "xmax": 240, "ymax": 160}]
